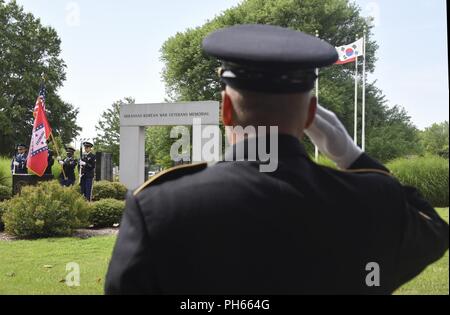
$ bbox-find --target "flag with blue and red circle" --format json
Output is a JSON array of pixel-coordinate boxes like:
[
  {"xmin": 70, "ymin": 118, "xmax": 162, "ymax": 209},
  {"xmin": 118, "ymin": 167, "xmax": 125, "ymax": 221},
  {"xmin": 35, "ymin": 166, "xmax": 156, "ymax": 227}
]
[{"xmin": 335, "ymin": 38, "xmax": 364, "ymax": 65}]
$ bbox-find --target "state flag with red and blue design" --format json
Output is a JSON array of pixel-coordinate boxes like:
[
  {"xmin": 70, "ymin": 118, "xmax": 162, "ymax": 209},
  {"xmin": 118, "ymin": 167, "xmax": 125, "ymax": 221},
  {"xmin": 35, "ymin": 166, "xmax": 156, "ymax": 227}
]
[{"xmin": 27, "ymin": 85, "xmax": 52, "ymax": 177}]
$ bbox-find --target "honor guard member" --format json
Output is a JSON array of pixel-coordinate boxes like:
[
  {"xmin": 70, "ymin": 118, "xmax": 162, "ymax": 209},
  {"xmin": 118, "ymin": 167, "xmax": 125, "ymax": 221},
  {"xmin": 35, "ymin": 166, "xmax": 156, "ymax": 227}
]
[
  {"xmin": 45, "ymin": 149, "xmax": 54, "ymax": 176},
  {"xmin": 11, "ymin": 144, "xmax": 28, "ymax": 174},
  {"xmin": 58, "ymin": 147, "xmax": 78, "ymax": 187},
  {"xmin": 42, "ymin": 139, "xmax": 55, "ymax": 176},
  {"xmin": 79, "ymin": 141, "xmax": 96, "ymax": 201},
  {"xmin": 105, "ymin": 25, "xmax": 449, "ymax": 295}
]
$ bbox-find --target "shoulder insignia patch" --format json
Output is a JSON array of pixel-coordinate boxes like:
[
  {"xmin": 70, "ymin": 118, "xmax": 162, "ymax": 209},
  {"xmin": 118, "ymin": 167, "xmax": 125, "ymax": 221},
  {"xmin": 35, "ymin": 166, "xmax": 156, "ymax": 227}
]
[{"xmin": 133, "ymin": 162, "xmax": 208, "ymax": 196}]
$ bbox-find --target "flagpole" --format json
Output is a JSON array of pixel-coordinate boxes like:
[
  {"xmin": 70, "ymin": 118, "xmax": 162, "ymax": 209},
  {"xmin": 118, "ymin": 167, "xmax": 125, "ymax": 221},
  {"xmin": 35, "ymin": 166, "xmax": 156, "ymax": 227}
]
[
  {"xmin": 79, "ymin": 138, "xmax": 84, "ymax": 185},
  {"xmin": 362, "ymin": 26, "xmax": 367, "ymax": 151},
  {"xmin": 12, "ymin": 152, "xmax": 16, "ymax": 176},
  {"xmin": 354, "ymin": 34, "xmax": 359, "ymax": 145},
  {"xmin": 314, "ymin": 30, "xmax": 319, "ymax": 162}
]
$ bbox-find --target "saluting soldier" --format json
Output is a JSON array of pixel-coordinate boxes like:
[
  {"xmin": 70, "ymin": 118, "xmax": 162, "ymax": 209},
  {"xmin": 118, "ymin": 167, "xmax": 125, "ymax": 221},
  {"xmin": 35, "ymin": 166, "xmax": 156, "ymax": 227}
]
[
  {"xmin": 79, "ymin": 141, "xmax": 96, "ymax": 201},
  {"xmin": 105, "ymin": 25, "xmax": 448, "ymax": 295},
  {"xmin": 11, "ymin": 144, "xmax": 28, "ymax": 175},
  {"xmin": 58, "ymin": 146, "xmax": 78, "ymax": 187}
]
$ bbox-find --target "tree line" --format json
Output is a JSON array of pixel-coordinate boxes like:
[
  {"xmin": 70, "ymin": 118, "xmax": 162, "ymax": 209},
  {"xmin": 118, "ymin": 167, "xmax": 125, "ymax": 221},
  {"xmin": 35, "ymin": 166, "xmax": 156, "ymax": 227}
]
[
  {"xmin": 1, "ymin": 0, "xmax": 447, "ymax": 169},
  {"xmin": 0, "ymin": 0, "xmax": 80, "ymax": 156},
  {"xmin": 95, "ymin": 0, "xmax": 448, "ymax": 167}
]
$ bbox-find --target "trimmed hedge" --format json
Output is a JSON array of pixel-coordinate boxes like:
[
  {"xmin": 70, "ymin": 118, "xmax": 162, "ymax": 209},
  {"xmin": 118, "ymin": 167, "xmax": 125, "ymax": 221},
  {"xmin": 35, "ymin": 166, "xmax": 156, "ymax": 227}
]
[
  {"xmin": 92, "ymin": 181, "xmax": 117, "ymax": 201},
  {"xmin": 2, "ymin": 181, "xmax": 90, "ymax": 238},
  {"xmin": 92, "ymin": 181, "xmax": 128, "ymax": 201},
  {"xmin": 387, "ymin": 155, "xmax": 449, "ymax": 207},
  {"xmin": 0, "ymin": 185, "xmax": 11, "ymax": 201},
  {"xmin": 111, "ymin": 182, "xmax": 128, "ymax": 200},
  {"xmin": 89, "ymin": 198, "xmax": 125, "ymax": 228}
]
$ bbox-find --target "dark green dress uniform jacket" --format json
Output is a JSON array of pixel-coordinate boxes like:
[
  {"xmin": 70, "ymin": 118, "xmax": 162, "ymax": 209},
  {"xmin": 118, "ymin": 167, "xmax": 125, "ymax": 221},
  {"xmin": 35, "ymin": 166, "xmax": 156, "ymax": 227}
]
[{"xmin": 105, "ymin": 135, "xmax": 448, "ymax": 295}]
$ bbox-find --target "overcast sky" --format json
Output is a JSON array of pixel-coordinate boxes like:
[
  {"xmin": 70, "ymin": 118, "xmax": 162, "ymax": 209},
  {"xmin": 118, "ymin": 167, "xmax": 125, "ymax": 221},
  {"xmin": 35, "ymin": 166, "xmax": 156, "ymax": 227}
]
[{"xmin": 11, "ymin": 0, "xmax": 449, "ymax": 141}]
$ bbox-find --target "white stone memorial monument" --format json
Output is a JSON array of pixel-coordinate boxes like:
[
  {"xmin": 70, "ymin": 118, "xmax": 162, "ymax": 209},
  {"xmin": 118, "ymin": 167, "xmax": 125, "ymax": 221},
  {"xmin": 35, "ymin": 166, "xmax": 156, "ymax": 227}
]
[{"xmin": 119, "ymin": 101, "xmax": 220, "ymax": 190}]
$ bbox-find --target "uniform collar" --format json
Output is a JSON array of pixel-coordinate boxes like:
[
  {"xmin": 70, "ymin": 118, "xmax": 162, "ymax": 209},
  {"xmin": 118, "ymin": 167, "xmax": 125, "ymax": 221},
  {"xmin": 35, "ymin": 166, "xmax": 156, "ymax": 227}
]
[{"xmin": 224, "ymin": 133, "xmax": 309, "ymax": 161}]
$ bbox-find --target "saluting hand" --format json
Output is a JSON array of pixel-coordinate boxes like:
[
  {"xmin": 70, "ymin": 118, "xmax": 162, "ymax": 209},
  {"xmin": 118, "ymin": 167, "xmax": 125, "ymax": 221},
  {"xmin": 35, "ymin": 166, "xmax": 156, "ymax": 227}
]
[
  {"xmin": 79, "ymin": 160, "xmax": 86, "ymax": 166},
  {"xmin": 305, "ymin": 104, "xmax": 362, "ymax": 169}
]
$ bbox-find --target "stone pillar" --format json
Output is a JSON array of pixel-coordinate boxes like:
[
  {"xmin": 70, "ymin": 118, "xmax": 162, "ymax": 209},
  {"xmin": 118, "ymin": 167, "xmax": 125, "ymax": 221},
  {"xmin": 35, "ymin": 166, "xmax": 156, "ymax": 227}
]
[{"xmin": 119, "ymin": 126, "xmax": 146, "ymax": 190}]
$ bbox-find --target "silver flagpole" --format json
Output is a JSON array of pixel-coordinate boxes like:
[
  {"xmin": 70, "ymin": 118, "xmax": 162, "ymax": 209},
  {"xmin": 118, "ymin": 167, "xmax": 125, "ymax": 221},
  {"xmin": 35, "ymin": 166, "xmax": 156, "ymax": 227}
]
[
  {"xmin": 354, "ymin": 34, "xmax": 359, "ymax": 145},
  {"xmin": 315, "ymin": 30, "xmax": 319, "ymax": 162},
  {"xmin": 362, "ymin": 26, "xmax": 367, "ymax": 151}
]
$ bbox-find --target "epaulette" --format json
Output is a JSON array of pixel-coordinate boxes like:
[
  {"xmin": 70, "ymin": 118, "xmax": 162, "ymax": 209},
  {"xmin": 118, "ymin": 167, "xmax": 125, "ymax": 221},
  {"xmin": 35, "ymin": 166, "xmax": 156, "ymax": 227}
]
[
  {"xmin": 133, "ymin": 162, "xmax": 208, "ymax": 196},
  {"xmin": 340, "ymin": 168, "xmax": 393, "ymax": 177},
  {"xmin": 317, "ymin": 162, "xmax": 393, "ymax": 178}
]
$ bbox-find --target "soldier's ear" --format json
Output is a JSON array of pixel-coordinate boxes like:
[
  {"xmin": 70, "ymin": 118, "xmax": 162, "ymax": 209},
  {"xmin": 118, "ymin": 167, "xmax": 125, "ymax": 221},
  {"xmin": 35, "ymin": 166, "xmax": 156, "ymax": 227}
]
[
  {"xmin": 221, "ymin": 90, "xmax": 233, "ymax": 126},
  {"xmin": 304, "ymin": 96, "xmax": 317, "ymax": 130}
]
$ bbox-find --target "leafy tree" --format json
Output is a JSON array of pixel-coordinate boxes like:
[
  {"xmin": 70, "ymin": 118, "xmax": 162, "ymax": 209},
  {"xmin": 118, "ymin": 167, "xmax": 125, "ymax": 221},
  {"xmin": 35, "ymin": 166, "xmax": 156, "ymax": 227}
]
[
  {"xmin": 95, "ymin": 97, "xmax": 135, "ymax": 166},
  {"xmin": 160, "ymin": 0, "xmax": 419, "ymax": 163},
  {"xmin": 420, "ymin": 121, "xmax": 449, "ymax": 158},
  {"xmin": 161, "ymin": 0, "xmax": 377, "ymax": 103},
  {"xmin": 0, "ymin": 0, "xmax": 80, "ymax": 155},
  {"xmin": 365, "ymin": 106, "xmax": 422, "ymax": 162},
  {"xmin": 146, "ymin": 126, "xmax": 177, "ymax": 169}
]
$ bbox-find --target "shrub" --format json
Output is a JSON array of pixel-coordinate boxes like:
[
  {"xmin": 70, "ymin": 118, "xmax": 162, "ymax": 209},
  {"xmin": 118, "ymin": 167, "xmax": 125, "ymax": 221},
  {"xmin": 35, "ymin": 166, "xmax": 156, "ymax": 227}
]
[
  {"xmin": 111, "ymin": 182, "xmax": 128, "ymax": 200},
  {"xmin": 438, "ymin": 144, "xmax": 449, "ymax": 159},
  {"xmin": 0, "ymin": 156, "xmax": 12, "ymax": 187},
  {"xmin": 92, "ymin": 181, "xmax": 117, "ymax": 200},
  {"xmin": 387, "ymin": 155, "xmax": 449, "ymax": 207},
  {"xmin": 52, "ymin": 161, "xmax": 61, "ymax": 179},
  {"xmin": 89, "ymin": 198, "xmax": 125, "ymax": 228},
  {"xmin": 0, "ymin": 200, "xmax": 7, "ymax": 231},
  {"xmin": 92, "ymin": 181, "xmax": 128, "ymax": 201},
  {"xmin": 2, "ymin": 181, "xmax": 90, "ymax": 238},
  {"xmin": 0, "ymin": 185, "xmax": 11, "ymax": 201}
]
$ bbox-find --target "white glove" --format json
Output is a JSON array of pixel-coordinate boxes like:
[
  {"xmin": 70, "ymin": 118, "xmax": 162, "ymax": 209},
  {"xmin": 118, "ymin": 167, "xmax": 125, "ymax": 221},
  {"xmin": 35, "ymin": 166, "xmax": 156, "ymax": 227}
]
[
  {"xmin": 305, "ymin": 104, "xmax": 363, "ymax": 169},
  {"xmin": 59, "ymin": 160, "xmax": 64, "ymax": 165},
  {"xmin": 79, "ymin": 161, "xmax": 86, "ymax": 166},
  {"xmin": 13, "ymin": 161, "xmax": 20, "ymax": 166},
  {"xmin": 57, "ymin": 156, "xmax": 62, "ymax": 161}
]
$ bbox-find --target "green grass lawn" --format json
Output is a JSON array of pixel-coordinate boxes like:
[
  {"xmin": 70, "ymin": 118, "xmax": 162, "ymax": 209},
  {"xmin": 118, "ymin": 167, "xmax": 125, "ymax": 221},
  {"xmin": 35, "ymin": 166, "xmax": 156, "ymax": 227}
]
[
  {"xmin": 0, "ymin": 236, "xmax": 115, "ymax": 295},
  {"xmin": 0, "ymin": 209, "xmax": 448, "ymax": 295}
]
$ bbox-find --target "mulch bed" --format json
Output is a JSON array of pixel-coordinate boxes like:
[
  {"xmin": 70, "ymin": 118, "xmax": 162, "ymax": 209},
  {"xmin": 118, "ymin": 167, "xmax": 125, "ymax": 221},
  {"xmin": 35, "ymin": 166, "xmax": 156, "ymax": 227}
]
[
  {"xmin": 0, "ymin": 232, "xmax": 16, "ymax": 242},
  {"xmin": 0, "ymin": 228, "xmax": 118, "ymax": 242}
]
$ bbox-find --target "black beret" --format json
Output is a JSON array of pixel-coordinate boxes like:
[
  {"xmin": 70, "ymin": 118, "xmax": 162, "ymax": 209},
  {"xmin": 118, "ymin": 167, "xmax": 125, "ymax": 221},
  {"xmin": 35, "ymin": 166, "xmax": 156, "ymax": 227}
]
[
  {"xmin": 83, "ymin": 142, "xmax": 94, "ymax": 148},
  {"xmin": 202, "ymin": 24, "xmax": 338, "ymax": 93},
  {"xmin": 17, "ymin": 144, "xmax": 28, "ymax": 149}
]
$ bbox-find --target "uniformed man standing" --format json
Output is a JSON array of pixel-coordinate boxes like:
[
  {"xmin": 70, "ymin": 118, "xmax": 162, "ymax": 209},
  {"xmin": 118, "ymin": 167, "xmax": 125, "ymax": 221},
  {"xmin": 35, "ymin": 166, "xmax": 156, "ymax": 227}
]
[
  {"xmin": 105, "ymin": 25, "xmax": 448, "ymax": 295},
  {"xmin": 11, "ymin": 144, "xmax": 28, "ymax": 175},
  {"xmin": 79, "ymin": 141, "xmax": 96, "ymax": 201},
  {"xmin": 44, "ymin": 148, "xmax": 54, "ymax": 177},
  {"xmin": 58, "ymin": 147, "xmax": 78, "ymax": 187}
]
